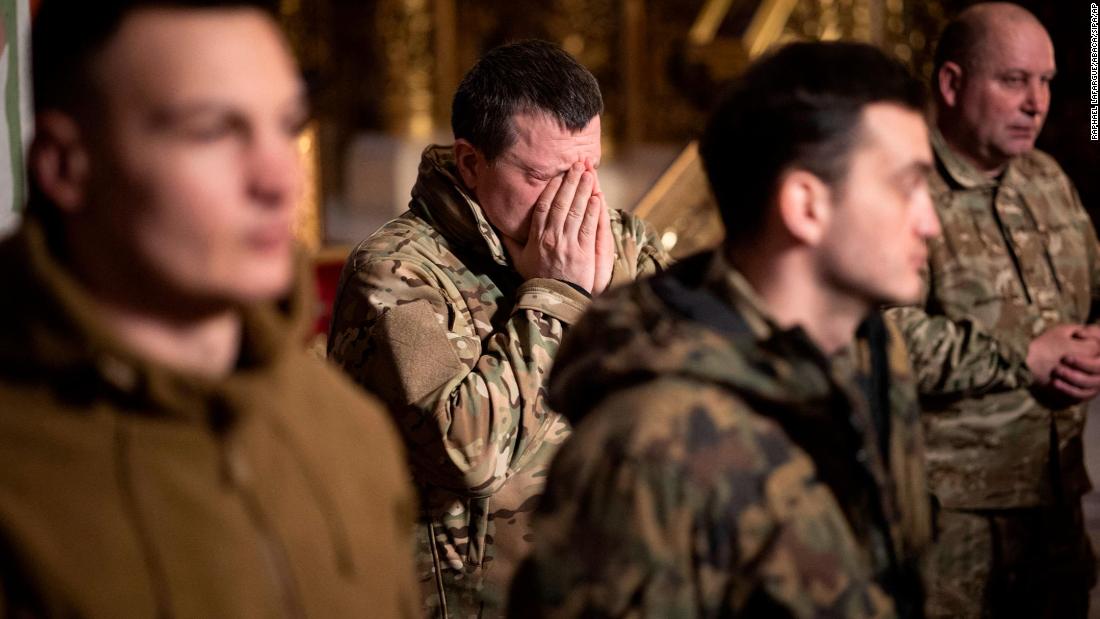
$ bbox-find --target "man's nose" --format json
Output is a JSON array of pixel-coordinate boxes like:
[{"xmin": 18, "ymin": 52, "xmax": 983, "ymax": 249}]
[
  {"xmin": 248, "ymin": 133, "xmax": 303, "ymax": 209},
  {"xmin": 1022, "ymin": 79, "xmax": 1049, "ymax": 118},
  {"xmin": 915, "ymin": 189, "xmax": 941, "ymax": 240}
]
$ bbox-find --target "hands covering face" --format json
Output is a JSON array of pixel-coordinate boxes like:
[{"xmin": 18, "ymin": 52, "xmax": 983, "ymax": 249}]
[{"xmin": 502, "ymin": 160, "xmax": 614, "ymax": 295}]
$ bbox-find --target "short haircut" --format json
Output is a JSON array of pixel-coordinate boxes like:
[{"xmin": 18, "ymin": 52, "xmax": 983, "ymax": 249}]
[
  {"xmin": 932, "ymin": 16, "xmax": 985, "ymax": 78},
  {"xmin": 32, "ymin": 0, "xmax": 279, "ymax": 114},
  {"xmin": 451, "ymin": 40, "xmax": 603, "ymax": 162},
  {"xmin": 932, "ymin": 4, "xmax": 1044, "ymax": 79},
  {"xmin": 699, "ymin": 41, "xmax": 925, "ymax": 247}
]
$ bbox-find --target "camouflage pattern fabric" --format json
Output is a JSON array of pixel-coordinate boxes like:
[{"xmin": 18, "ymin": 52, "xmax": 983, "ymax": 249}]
[
  {"xmin": 328, "ymin": 145, "xmax": 668, "ymax": 618},
  {"xmin": 510, "ymin": 251, "xmax": 932, "ymax": 618},
  {"xmin": 925, "ymin": 496, "xmax": 1095, "ymax": 619},
  {"xmin": 886, "ymin": 130, "xmax": 1100, "ymax": 510}
]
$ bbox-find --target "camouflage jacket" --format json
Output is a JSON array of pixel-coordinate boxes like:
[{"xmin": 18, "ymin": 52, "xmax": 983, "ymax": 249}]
[
  {"xmin": 886, "ymin": 131, "xmax": 1100, "ymax": 510},
  {"xmin": 328, "ymin": 145, "xmax": 668, "ymax": 617},
  {"xmin": 511, "ymin": 251, "xmax": 932, "ymax": 619}
]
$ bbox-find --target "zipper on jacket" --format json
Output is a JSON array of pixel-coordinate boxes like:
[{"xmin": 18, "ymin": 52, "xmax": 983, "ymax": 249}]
[{"xmin": 222, "ymin": 439, "xmax": 308, "ymax": 619}]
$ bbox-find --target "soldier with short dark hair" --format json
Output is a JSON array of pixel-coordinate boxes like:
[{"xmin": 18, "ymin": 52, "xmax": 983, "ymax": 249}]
[
  {"xmin": 887, "ymin": 3, "xmax": 1100, "ymax": 617},
  {"xmin": 509, "ymin": 41, "xmax": 940, "ymax": 618},
  {"xmin": 327, "ymin": 40, "xmax": 668, "ymax": 616}
]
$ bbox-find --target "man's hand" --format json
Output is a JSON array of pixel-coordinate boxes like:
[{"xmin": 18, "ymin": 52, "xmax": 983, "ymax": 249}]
[
  {"xmin": 1027, "ymin": 324, "xmax": 1100, "ymax": 401},
  {"xmin": 1049, "ymin": 324, "xmax": 1100, "ymax": 400},
  {"xmin": 589, "ymin": 161, "xmax": 614, "ymax": 295},
  {"xmin": 503, "ymin": 161, "xmax": 611, "ymax": 294}
]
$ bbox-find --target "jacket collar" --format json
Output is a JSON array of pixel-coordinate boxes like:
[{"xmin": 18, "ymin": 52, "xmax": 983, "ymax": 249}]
[
  {"xmin": 932, "ymin": 128, "xmax": 1028, "ymax": 191},
  {"xmin": 0, "ymin": 216, "xmax": 310, "ymax": 423},
  {"xmin": 409, "ymin": 145, "xmax": 511, "ymax": 267}
]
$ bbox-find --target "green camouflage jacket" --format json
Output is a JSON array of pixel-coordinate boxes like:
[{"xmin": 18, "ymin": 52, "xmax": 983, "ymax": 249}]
[
  {"xmin": 511, "ymin": 251, "xmax": 932, "ymax": 619},
  {"xmin": 328, "ymin": 145, "xmax": 668, "ymax": 617},
  {"xmin": 886, "ymin": 131, "xmax": 1100, "ymax": 510}
]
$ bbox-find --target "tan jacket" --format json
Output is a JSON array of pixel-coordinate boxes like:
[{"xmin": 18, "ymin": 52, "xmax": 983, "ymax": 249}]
[{"xmin": 0, "ymin": 218, "xmax": 419, "ymax": 618}]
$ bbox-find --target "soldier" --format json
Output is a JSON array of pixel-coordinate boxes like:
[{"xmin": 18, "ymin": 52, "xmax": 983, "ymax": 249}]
[
  {"xmin": 509, "ymin": 41, "xmax": 940, "ymax": 618},
  {"xmin": 0, "ymin": 0, "xmax": 419, "ymax": 616},
  {"xmin": 887, "ymin": 3, "xmax": 1100, "ymax": 617},
  {"xmin": 327, "ymin": 40, "xmax": 668, "ymax": 616}
]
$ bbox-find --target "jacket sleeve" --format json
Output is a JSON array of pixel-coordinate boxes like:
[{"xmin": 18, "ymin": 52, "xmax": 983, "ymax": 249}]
[
  {"xmin": 328, "ymin": 255, "xmax": 586, "ymax": 497},
  {"xmin": 884, "ymin": 276, "xmax": 1032, "ymax": 401},
  {"xmin": 608, "ymin": 210, "xmax": 671, "ymax": 288},
  {"xmin": 509, "ymin": 384, "xmax": 894, "ymax": 618}
]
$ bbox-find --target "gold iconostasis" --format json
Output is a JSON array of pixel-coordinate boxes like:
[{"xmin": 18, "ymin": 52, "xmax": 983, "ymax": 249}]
[{"xmin": 277, "ymin": 0, "xmax": 1098, "ymax": 259}]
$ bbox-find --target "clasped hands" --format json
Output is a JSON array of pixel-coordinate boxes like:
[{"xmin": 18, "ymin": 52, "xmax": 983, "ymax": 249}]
[{"xmin": 1027, "ymin": 324, "xmax": 1100, "ymax": 402}]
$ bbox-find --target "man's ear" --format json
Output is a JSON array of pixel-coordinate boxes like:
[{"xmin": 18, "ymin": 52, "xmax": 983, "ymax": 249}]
[
  {"xmin": 937, "ymin": 61, "xmax": 964, "ymax": 109},
  {"xmin": 775, "ymin": 169, "xmax": 832, "ymax": 247},
  {"xmin": 453, "ymin": 139, "xmax": 482, "ymax": 191},
  {"xmin": 29, "ymin": 111, "xmax": 91, "ymax": 214}
]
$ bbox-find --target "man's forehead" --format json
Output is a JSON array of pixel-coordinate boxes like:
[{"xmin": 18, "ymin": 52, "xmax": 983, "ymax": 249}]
[
  {"xmin": 857, "ymin": 104, "xmax": 931, "ymax": 163},
  {"xmin": 976, "ymin": 19, "xmax": 1055, "ymax": 71},
  {"xmin": 507, "ymin": 111, "xmax": 602, "ymax": 168},
  {"xmin": 93, "ymin": 7, "xmax": 301, "ymax": 110}
]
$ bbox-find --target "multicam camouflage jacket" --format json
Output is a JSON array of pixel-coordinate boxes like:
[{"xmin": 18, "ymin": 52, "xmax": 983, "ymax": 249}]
[
  {"xmin": 510, "ymin": 251, "xmax": 933, "ymax": 619},
  {"xmin": 328, "ymin": 145, "xmax": 668, "ymax": 618},
  {"xmin": 886, "ymin": 131, "xmax": 1100, "ymax": 510}
]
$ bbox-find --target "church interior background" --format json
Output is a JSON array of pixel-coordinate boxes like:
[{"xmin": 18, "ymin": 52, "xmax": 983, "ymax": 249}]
[
  {"xmin": 3, "ymin": 0, "xmax": 1099, "ymax": 611},
  {"xmin": 269, "ymin": 4, "xmax": 1099, "ymax": 608}
]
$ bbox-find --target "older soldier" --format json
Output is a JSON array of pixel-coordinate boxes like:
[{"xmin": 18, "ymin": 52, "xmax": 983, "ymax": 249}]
[
  {"xmin": 509, "ymin": 41, "xmax": 940, "ymax": 618},
  {"xmin": 887, "ymin": 4, "xmax": 1100, "ymax": 617},
  {"xmin": 0, "ymin": 0, "xmax": 419, "ymax": 616},
  {"xmin": 328, "ymin": 40, "xmax": 668, "ymax": 616}
]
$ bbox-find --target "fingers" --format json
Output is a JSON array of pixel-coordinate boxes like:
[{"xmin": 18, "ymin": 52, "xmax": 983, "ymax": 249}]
[
  {"xmin": 592, "ymin": 194, "xmax": 614, "ymax": 295},
  {"xmin": 1052, "ymin": 362, "xmax": 1100, "ymax": 391},
  {"xmin": 529, "ymin": 175, "xmax": 563, "ymax": 241},
  {"xmin": 1051, "ymin": 377, "xmax": 1100, "ymax": 402},
  {"xmin": 578, "ymin": 194, "xmax": 600, "ymax": 240},
  {"xmin": 562, "ymin": 170, "xmax": 597, "ymax": 240},
  {"xmin": 545, "ymin": 163, "xmax": 585, "ymax": 235},
  {"xmin": 1075, "ymin": 324, "xmax": 1100, "ymax": 342},
  {"xmin": 1060, "ymin": 352, "xmax": 1100, "ymax": 375}
]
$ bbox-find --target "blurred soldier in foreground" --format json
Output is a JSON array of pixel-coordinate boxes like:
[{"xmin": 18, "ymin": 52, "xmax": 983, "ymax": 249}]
[
  {"xmin": 0, "ymin": 1, "xmax": 418, "ymax": 616},
  {"xmin": 509, "ymin": 41, "xmax": 940, "ymax": 618},
  {"xmin": 887, "ymin": 3, "xmax": 1100, "ymax": 617},
  {"xmin": 327, "ymin": 40, "xmax": 668, "ymax": 616}
]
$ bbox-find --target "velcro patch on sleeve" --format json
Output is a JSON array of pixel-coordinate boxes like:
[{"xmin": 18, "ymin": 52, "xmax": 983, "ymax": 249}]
[{"xmin": 373, "ymin": 299, "xmax": 467, "ymax": 405}]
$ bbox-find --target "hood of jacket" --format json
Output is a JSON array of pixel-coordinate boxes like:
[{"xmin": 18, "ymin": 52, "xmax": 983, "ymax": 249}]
[
  {"xmin": 548, "ymin": 251, "xmax": 843, "ymax": 426},
  {"xmin": 0, "ymin": 215, "xmax": 314, "ymax": 422},
  {"xmin": 409, "ymin": 144, "xmax": 511, "ymax": 268}
]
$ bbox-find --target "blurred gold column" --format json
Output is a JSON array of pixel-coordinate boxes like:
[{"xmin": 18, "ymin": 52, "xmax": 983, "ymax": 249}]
[
  {"xmin": 378, "ymin": 0, "xmax": 436, "ymax": 137},
  {"xmin": 293, "ymin": 121, "xmax": 322, "ymax": 252},
  {"xmin": 280, "ymin": 0, "xmax": 324, "ymax": 250}
]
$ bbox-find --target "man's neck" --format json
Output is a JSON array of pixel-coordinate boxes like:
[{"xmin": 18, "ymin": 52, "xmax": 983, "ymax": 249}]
[
  {"xmin": 730, "ymin": 247, "xmax": 867, "ymax": 355},
  {"xmin": 938, "ymin": 121, "xmax": 1009, "ymax": 179},
  {"xmin": 62, "ymin": 235, "xmax": 244, "ymax": 378},
  {"xmin": 93, "ymin": 299, "xmax": 243, "ymax": 378}
]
